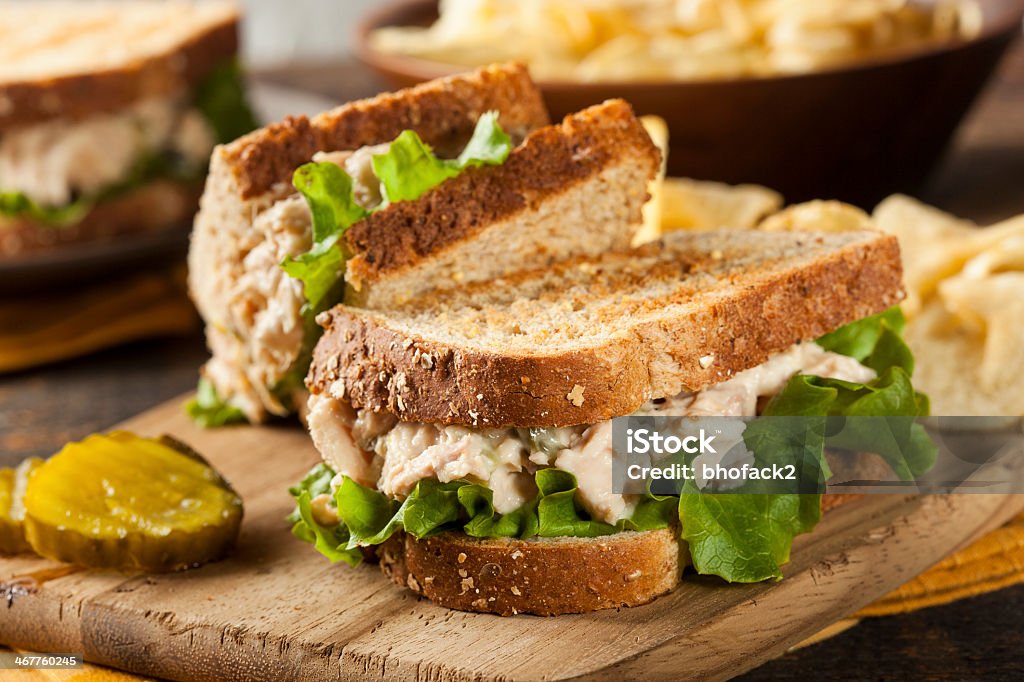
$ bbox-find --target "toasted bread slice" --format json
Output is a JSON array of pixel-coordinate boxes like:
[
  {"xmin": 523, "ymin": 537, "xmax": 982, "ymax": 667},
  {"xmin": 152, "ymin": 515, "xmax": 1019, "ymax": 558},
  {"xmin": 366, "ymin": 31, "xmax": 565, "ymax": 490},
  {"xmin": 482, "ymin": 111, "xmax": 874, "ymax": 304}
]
[
  {"xmin": 0, "ymin": 1, "xmax": 239, "ymax": 130},
  {"xmin": 309, "ymin": 229, "xmax": 904, "ymax": 428},
  {"xmin": 344, "ymin": 99, "xmax": 662, "ymax": 308},
  {"xmin": 189, "ymin": 64, "xmax": 550, "ymax": 421},
  {"xmin": 378, "ymin": 528, "xmax": 686, "ymax": 616},
  {"xmin": 0, "ymin": 179, "xmax": 200, "ymax": 257},
  {"xmin": 377, "ymin": 494, "xmax": 863, "ymax": 616}
]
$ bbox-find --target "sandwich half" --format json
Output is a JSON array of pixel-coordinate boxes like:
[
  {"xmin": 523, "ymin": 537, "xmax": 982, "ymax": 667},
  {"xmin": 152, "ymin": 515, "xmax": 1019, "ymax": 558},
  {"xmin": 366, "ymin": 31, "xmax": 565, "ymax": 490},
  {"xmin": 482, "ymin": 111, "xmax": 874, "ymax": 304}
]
[
  {"xmin": 0, "ymin": 1, "xmax": 254, "ymax": 257},
  {"xmin": 188, "ymin": 64, "xmax": 661, "ymax": 423},
  {"xmin": 290, "ymin": 228, "xmax": 934, "ymax": 616}
]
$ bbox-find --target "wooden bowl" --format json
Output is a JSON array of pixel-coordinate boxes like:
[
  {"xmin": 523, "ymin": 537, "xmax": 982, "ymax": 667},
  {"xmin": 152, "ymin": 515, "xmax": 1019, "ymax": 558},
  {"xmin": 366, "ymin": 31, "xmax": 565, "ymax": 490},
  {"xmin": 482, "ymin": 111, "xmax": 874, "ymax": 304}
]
[{"xmin": 355, "ymin": 0, "xmax": 1024, "ymax": 206}]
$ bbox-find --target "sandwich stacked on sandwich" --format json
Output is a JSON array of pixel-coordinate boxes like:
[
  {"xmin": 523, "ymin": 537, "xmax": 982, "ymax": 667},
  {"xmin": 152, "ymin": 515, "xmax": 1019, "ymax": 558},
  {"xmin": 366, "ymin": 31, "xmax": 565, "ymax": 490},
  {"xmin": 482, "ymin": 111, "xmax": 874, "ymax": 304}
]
[
  {"xmin": 189, "ymin": 63, "xmax": 661, "ymax": 423},
  {"xmin": 0, "ymin": 1, "xmax": 254, "ymax": 258},
  {"xmin": 290, "ymin": 228, "xmax": 933, "ymax": 615}
]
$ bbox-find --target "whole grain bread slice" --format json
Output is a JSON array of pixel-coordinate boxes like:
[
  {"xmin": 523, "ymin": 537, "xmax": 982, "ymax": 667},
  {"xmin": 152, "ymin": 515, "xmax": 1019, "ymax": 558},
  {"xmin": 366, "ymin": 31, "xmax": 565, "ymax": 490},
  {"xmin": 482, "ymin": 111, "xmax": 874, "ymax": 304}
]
[
  {"xmin": 309, "ymin": 229, "xmax": 904, "ymax": 428},
  {"xmin": 376, "ymin": 494, "xmax": 863, "ymax": 616},
  {"xmin": 344, "ymin": 98, "xmax": 662, "ymax": 309},
  {"xmin": 0, "ymin": 1, "xmax": 239, "ymax": 130},
  {"xmin": 378, "ymin": 528, "xmax": 686, "ymax": 616}
]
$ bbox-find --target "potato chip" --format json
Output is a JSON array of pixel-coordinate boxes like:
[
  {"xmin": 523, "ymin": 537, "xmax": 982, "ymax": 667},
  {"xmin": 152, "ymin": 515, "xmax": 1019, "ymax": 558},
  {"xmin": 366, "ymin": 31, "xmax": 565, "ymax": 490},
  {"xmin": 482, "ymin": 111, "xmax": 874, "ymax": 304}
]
[
  {"xmin": 872, "ymin": 195, "xmax": 980, "ymax": 316},
  {"xmin": 905, "ymin": 300, "xmax": 1024, "ymax": 417},
  {"xmin": 759, "ymin": 200, "xmax": 873, "ymax": 233},
  {"xmin": 939, "ymin": 271, "xmax": 1024, "ymax": 373},
  {"xmin": 658, "ymin": 177, "xmax": 783, "ymax": 232},
  {"xmin": 960, "ymin": 233, "xmax": 1024, "ymax": 279}
]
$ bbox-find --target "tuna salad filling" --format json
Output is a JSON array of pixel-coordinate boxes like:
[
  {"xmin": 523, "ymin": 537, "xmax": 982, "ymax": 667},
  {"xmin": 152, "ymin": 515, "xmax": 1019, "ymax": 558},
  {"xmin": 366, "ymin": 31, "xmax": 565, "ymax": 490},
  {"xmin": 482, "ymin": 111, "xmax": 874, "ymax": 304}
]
[
  {"xmin": 0, "ymin": 97, "xmax": 214, "ymax": 209},
  {"xmin": 289, "ymin": 308, "xmax": 937, "ymax": 583},
  {"xmin": 306, "ymin": 341, "xmax": 877, "ymax": 526}
]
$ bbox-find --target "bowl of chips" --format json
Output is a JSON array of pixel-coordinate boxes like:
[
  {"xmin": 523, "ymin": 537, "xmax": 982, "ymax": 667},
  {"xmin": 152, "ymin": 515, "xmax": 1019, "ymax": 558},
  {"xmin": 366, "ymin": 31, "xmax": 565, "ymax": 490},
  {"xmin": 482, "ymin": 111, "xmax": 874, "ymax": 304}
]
[{"xmin": 356, "ymin": 0, "xmax": 1023, "ymax": 205}]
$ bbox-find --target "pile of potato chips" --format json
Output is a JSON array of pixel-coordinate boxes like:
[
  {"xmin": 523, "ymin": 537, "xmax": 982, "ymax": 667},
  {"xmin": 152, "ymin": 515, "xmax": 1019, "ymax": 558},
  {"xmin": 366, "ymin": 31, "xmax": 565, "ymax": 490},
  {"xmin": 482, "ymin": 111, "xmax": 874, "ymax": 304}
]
[{"xmin": 372, "ymin": 0, "xmax": 982, "ymax": 81}]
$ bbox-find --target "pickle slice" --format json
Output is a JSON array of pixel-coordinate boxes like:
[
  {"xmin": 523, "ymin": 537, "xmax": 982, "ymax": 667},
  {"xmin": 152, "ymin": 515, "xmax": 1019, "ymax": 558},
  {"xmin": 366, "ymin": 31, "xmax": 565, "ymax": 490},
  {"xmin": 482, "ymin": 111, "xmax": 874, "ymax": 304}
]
[
  {"xmin": 23, "ymin": 431, "xmax": 243, "ymax": 572},
  {"xmin": 0, "ymin": 458, "xmax": 43, "ymax": 554}
]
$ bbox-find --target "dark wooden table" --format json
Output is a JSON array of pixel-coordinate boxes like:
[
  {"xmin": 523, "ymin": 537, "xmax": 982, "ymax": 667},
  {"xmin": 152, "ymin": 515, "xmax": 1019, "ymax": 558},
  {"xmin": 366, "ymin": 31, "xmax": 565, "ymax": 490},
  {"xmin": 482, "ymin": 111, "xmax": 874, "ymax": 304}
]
[{"xmin": 2, "ymin": 47, "xmax": 1023, "ymax": 679}]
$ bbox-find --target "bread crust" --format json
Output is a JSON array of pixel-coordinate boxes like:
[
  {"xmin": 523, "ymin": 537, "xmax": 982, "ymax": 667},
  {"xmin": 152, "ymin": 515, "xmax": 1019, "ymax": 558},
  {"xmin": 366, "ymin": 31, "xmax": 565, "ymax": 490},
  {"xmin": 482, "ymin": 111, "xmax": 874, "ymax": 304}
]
[
  {"xmin": 0, "ymin": 13, "xmax": 239, "ymax": 131},
  {"xmin": 218, "ymin": 62, "xmax": 550, "ymax": 200},
  {"xmin": 0, "ymin": 179, "xmax": 201, "ymax": 258},
  {"xmin": 343, "ymin": 99, "xmax": 660, "ymax": 293},
  {"xmin": 378, "ymin": 528, "xmax": 687, "ymax": 617},
  {"xmin": 309, "ymin": 231, "xmax": 905, "ymax": 428}
]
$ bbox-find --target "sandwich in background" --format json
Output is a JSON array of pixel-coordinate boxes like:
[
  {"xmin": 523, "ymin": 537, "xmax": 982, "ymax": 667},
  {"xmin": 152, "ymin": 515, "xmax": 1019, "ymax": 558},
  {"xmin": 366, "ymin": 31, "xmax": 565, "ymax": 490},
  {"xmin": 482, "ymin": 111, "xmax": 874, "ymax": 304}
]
[
  {"xmin": 291, "ymin": 226, "xmax": 933, "ymax": 615},
  {"xmin": 0, "ymin": 1, "xmax": 256, "ymax": 258},
  {"xmin": 188, "ymin": 63, "xmax": 662, "ymax": 424}
]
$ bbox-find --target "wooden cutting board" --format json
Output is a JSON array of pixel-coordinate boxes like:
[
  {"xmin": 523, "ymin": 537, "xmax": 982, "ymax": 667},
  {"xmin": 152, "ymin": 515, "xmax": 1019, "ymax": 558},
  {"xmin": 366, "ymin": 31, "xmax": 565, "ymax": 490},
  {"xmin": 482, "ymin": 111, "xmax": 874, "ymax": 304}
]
[{"xmin": 2, "ymin": 396, "xmax": 1022, "ymax": 682}]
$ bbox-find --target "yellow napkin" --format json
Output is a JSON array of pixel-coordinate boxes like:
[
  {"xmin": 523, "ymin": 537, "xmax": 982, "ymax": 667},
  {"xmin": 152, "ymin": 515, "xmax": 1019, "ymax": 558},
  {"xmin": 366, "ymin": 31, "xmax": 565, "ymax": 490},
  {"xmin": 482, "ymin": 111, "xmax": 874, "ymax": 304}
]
[
  {"xmin": 5, "ymin": 666, "xmax": 153, "ymax": 681},
  {"xmin": 0, "ymin": 268, "xmax": 198, "ymax": 374}
]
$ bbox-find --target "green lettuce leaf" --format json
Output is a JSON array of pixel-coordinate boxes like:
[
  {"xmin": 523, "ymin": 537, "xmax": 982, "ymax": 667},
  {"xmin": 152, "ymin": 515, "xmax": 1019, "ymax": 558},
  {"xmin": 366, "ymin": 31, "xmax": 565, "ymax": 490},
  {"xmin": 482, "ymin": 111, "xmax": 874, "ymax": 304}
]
[
  {"xmin": 372, "ymin": 111, "xmax": 512, "ymax": 204},
  {"xmin": 280, "ymin": 239, "xmax": 345, "ymax": 318},
  {"xmin": 861, "ymin": 324, "xmax": 915, "ymax": 377},
  {"xmin": 287, "ymin": 464, "xmax": 361, "ymax": 566},
  {"xmin": 460, "ymin": 485, "xmax": 540, "ymax": 538},
  {"xmin": 535, "ymin": 468, "xmax": 618, "ymax": 537},
  {"xmin": 0, "ymin": 192, "xmax": 91, "ymax": 226},
  {"xmin": 679, "ymin": 481, "xmax": 820, "ymax": 583},
  {"xmin": 816, "ymin": 307, "xmax": 906, "ymax": 364},
  {"xmin": 681, "ymin": 414, "xmax": 828, "ymax": 582},
  {"xmin": 184, "ymin": 378, "xmax": 246, "ymax": 428},
  {"xmin": 193, "ymin": 58, "xmax": 260, "ymax": 144},
  {"xmin": 334, "ymin": 474, "xmax": 402, "ymax": 544},
  {"xmin": 280, "ymin": 162, "xmax": 369, "ymax": 317},
  {"xmin": 457, "ymin": 110, "xmax": 515, "ymax": 166},
  {"xmin": 764, "ymin": 330, "xmax": 934, "ymax": 481},
  {"xmin": 371, "ymin": 130, "xmax": 460, "ymax": 205},
  {"xmin": 273, "ymin": 161, "xmax": 370, "ymax": 405},
  {"xmin": 287, "ymin": 462, "xmax": 336, "ymax": 520}
]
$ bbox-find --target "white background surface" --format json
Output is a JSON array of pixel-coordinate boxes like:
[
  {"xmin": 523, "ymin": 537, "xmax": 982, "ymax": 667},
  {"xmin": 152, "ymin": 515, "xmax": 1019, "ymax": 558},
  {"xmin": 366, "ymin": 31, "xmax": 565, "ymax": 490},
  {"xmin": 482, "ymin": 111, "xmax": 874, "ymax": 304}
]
[{"xmin": 239, "ymin": 0, "xmax": 380, "ymax": 66}]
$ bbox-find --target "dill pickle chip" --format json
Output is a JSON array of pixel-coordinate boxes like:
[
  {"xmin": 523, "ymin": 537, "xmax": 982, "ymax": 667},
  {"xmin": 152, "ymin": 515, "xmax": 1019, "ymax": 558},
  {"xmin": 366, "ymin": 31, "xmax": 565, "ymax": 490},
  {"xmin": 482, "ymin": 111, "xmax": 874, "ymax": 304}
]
[
  {"xmin": 23, "ymin": 431, "xmax": 243, "ymax": 572},
  {"xmin": 0, "ymin": 458, "xmax": 43, "ymax": 554}
]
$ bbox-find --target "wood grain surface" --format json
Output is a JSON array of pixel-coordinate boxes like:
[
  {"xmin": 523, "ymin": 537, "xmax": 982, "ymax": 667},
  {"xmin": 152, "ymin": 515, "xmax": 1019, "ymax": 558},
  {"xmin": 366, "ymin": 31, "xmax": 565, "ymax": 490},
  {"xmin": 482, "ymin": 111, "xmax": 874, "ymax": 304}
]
[{"xmin": 1, "ymin": 397, "xmax": 1022, "ymax": 681}]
